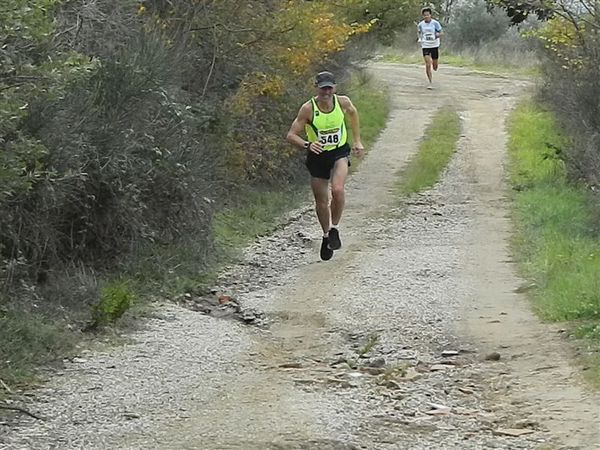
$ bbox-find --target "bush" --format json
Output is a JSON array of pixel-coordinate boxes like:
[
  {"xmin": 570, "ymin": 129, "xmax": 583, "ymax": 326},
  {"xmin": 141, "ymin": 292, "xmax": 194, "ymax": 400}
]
[
  {"xmin": 1, "ymin": 36, "xmax": 217, "ymax": 277},
  {"xmin": 447, "ymin": 0, "xmax": 512, "ymax": 48},
  {"xmin": 535, "ymin": 11, "xmax": 600, "ymax": 189},
  {"xmin": 91, "ymin": 280, "xmax": 135, "ymax": 328}
]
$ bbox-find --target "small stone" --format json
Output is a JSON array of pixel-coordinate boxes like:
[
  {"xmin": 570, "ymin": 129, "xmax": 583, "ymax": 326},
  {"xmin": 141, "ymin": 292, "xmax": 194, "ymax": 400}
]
[
  {"xmin": 324, "ymin": 378, "xmax": 357, "ymax": 388},
  {"xmin": 485, "ymin": 352, "xmax": 501, "ymax": 361},
  {"xmin": 425, "ymin": 409, "xmax": 450, "ymax": 416},
  {"xmin": 218, "ymin": 295, "xmax": 232, "ymax": 304},
  {"xmin": 401, "ymin": 367, "xmax": 421, "ymax": 381},
  {"xmin": 361, "ymin": 367, "xmax": 386, "ymax": 376},
  {"xmin": 426, "ymin": 403, "xmax": 451, "ymax": 415},
  {"xmin": 242, "ymin": 312, "xmax": 257, "ymax": 322},
  {"xmin": 493, "ymin": 428, "xmax": 535, "ymax": 437},
  {"xmin": 514, "ymin": 419, "xmax": 538, "ymax": 429},
  {"xmin": 381, "ymin": 380, "xmax": 401, "ymax": 390},
  {"xmin": 441, "ymin": 350, "xmax": 460, "ymax": 357},
  {"xmin": 345, "ymin": 371, "xmax": 365, "ymax": 379},
  {"xmin": 368, "ymin": 357, "xmax": 386, "ymax": 368},
  {"xmin": 279, "ymin": 362, "xmax": 303, "ymax": 369},
  {"xmin": 514, "ymin": 282, "xmax": 536, "ymax": 293},
  {"xmin": 430, "ymin": 364, "xmax": 455, "ymax": 371},
  {"xmin": 293, "ymin": 378, "xmax": 320, "ymax": 385}
]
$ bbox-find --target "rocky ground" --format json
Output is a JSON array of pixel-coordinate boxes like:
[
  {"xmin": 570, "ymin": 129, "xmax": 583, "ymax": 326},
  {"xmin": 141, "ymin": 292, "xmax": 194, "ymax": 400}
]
[{"xmin": 1, "ymin": 64, "xmax": 599, "ymax": 450}]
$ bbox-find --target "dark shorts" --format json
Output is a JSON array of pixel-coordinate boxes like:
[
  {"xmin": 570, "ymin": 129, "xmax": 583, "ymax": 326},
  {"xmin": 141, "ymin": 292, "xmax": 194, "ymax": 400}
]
[
  {"xmin": 305, "ymin": 144, "xmax": 351, "ymax": 180},
  {"xmin": 422, "ymin": 47, "xmax": 440, "ymax": 60}
]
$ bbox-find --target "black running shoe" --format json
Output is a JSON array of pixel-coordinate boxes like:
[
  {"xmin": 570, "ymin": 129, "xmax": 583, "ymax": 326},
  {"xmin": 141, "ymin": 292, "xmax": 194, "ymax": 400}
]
[
  {"xmin": 327, "ymin": 227, "xmax": 341, "ymax": 250},
  {"xmin": 320, "ymin": 237, "xmax": 334, "ymax": 261}
]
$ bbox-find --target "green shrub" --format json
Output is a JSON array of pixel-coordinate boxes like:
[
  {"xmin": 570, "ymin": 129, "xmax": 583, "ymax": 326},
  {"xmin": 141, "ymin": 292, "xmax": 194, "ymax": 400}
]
[{"xmin": 91, "ymin": 280, "xmax": 135, "ymax": 328}]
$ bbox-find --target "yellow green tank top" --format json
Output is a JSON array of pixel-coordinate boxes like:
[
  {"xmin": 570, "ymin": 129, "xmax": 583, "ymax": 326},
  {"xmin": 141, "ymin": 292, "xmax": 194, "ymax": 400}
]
[{"xmin": 305, "ymin": 95, "xmax": 347, "ymax": 151}]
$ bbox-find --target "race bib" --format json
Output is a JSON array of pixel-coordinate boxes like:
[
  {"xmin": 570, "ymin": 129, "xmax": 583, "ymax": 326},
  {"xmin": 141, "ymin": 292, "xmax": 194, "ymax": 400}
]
[
  {"xmin": 424, "ymin": 32, "xmax": 436, "ymax": 41},
  {"xmin": 318, "ymin": 128, "xmax": 342, "ymax": 147}
]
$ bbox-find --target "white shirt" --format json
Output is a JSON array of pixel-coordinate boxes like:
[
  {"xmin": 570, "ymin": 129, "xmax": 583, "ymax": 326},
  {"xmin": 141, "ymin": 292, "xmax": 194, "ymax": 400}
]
[{"xmin": 418, "ymin": 19, "xmax": 442, "ymax": 48}]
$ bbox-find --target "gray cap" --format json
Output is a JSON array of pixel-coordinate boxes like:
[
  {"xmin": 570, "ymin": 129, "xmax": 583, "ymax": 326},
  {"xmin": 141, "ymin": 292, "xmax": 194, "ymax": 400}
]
[{"xmin": 315, "ymin": 71, "xmax": 336, "ymax": 88}]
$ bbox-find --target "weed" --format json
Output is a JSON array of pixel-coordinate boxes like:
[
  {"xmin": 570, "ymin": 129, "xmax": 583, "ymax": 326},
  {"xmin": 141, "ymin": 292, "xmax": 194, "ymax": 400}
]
[
  {"xmin": 357, "ymin": 333, "xmax": 380, "ymax": 357},
  {"xmin": 90, "ymin": 280, "xmax": 136, "ymax": 329}
]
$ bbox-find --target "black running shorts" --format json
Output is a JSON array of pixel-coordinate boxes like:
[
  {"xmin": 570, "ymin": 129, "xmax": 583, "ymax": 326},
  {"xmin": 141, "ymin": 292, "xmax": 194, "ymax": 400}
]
[
  {"xmin": 422, "ymin": 47, "xmax": 440, "ymax": 60},
  {"xmin": 306, "ymin": 144, "xmax": 351, "ymax": 180}
]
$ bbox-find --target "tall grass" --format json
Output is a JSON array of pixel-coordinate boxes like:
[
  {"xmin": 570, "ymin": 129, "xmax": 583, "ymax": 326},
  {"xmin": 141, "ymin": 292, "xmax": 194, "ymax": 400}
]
[
  {"xmin": 396, "ymin": 108, "xmax": 461, "ymax": 195},
  {"xmin": 344, "ymin": 70, "xmax": 390, "ymax": 151},
  {"xmin": 507, "ymin": 101, "xmax": 600, "ymax": 341},
  {"xmin": 0, "ymin": 309, "xmax": 76, "ymax": 386}
]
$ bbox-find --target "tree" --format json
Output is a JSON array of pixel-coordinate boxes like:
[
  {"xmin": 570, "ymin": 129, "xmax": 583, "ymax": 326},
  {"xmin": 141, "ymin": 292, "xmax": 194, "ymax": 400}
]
[{"xmin": 486, "ymin": 0, "xmax": 554, "ymax": 24}]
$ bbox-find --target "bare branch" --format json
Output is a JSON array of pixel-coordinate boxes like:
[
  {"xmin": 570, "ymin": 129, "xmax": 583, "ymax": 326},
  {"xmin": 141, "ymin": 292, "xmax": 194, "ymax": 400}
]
[
  {"xmin": 0, "ymin": 378, "xmax": 13, "ymax": 393},
  {"xmin": 201, "ymin": 26, "xmax": 218, "ymax": 99}
]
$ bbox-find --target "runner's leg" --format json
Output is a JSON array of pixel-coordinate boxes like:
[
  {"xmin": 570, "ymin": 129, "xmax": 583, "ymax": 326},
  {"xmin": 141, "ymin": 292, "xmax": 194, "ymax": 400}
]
[
  {"xmin": 424, "ymin": 54, "xmax": 433, "ymax": 83},
  {"xmin": 310, "ymin": 177, "xmax": 331, "ymax": 234},
  {"xmin": 330, "ymin": 157, "xmax": 349, "ymax": 227}
]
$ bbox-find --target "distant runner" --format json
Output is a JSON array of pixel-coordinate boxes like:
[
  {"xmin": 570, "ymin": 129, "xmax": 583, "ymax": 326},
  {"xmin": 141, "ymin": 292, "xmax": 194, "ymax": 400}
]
[
  {"xmin": 417, "ymin": 7, "xmax": 443, "ymax": 89},
  {"xmin": 286, "ymin": 71, "xmax": 364, "ymax": 260}
]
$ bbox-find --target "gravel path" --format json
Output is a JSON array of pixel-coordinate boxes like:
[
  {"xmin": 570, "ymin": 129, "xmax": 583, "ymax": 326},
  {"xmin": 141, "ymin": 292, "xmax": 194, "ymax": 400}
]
[{"xmin": 1, "ymin": 64, "xmax": 599, "ymax": 450}]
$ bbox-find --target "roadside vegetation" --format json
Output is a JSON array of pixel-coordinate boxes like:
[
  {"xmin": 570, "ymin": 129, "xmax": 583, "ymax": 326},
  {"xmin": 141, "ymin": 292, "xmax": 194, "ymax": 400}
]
[
  {"xmin": 395, "ymin": 108, "xmax": 461, "ymax": 195},
  {"xmin": 498, "ymin": 0, "xmax": 600, "ymax": 383},
  {"xmin": 507, "ymin": 102, "xmax": 600, "ymax": 384},
  {"xmin": 0, "ymin": 0, "xmax": 399, "ymax": 387}
]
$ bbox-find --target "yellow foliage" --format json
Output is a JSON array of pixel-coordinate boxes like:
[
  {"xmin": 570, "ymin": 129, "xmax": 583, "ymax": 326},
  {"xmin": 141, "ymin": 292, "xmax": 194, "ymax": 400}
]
[
  {"xmin": 533, "ymin": 17, "xmax": 585, "ymax": 69},
  {"xmin": 228, "ymin": 72, "xmax": 285, "ymax": 116},
  {"xmin": 261, "ymin": 1, "xmax": 374, "ymax": 75}
]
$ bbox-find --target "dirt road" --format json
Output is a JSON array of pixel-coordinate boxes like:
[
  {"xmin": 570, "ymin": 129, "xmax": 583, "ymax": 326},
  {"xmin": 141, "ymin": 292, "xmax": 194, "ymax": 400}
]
[{"xmin": 2, "ymin": 64, "xmax": 599, "ymax": 450}]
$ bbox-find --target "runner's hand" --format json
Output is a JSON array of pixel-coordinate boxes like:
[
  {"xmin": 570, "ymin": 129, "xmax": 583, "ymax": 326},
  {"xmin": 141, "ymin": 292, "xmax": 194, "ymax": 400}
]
[
  {"xmin": 352, "ymin": 141, "xmax": 365, "ymax": 159},
  {"xmin": 309, "ymin": 142, "xmax": 323, "ymax": 154}
]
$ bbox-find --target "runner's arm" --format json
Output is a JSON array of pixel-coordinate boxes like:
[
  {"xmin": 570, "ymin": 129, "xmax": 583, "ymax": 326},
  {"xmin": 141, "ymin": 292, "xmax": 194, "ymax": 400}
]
[
  {"xmin": 339, "ymin": 96, "xmax": 364, "ymax": 157},
  {"xmin": 286, "ymin": 103, "xmax": 312, "ymax": 149},
  {"xmin": 435, "ymin": 21, "xmax": 443, "ymax": 39}
]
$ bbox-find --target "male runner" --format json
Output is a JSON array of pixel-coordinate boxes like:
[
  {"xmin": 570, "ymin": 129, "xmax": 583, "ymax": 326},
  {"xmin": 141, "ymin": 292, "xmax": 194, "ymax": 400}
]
[
  {"xmin": 286, "ymin": 71, "xmax": 364, "ymax": 260},
  {"xmin": 417, "ymin": 7, "xmax": 443, "ymax": 88}
]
